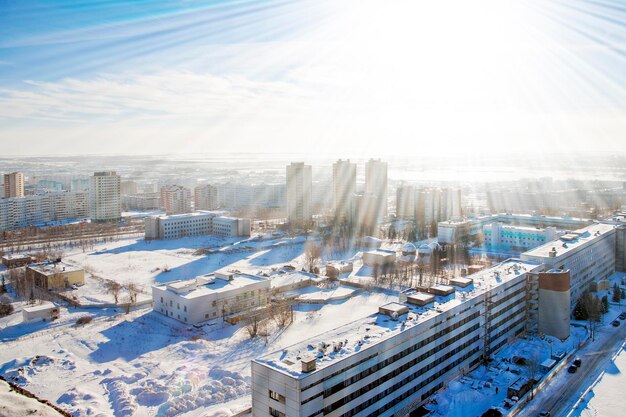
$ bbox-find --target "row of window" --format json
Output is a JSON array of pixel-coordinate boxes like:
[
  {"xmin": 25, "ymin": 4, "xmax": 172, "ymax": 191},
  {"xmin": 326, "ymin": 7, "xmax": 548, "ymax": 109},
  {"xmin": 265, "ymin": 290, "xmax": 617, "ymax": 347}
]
[{"xmin": 317, "ymin": 323, "xmax": 481, "ymax": 416}]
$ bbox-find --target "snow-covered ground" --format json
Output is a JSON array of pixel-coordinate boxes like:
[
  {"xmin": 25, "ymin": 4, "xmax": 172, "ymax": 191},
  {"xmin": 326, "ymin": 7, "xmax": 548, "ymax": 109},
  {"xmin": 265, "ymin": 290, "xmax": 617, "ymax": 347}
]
[
  {"xmin": 568, "ymin": 340, "xmax": 626, "ymax": 417},
  {"xmin": 427, "ymin": 329, "xmax": 586, "ymax": 417},
  {"xmin": 0, "ymin": 289, "xmax": 396, "ymax": 417}
]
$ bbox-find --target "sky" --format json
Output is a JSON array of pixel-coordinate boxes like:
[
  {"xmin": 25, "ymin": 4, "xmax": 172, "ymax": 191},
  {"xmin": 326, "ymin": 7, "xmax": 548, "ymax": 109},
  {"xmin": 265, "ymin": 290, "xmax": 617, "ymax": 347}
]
[{"xmin": 0, "ymin": 0, "xmax": 625, "ymax": 156}]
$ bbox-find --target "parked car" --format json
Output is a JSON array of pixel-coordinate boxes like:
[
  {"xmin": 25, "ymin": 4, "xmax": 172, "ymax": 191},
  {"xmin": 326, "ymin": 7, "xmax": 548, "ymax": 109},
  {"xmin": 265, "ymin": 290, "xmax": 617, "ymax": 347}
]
[
  {"xmin": 612, "ymin": 320, "xmax": 620, "ymax": 327},
  {"xmin": 573, "ymin": 358, "xmax": 582, "ymax": 367},
  {"xmin": 539, "ymin": 411, "xmax": 551, "ymax": 417},
  {"xmin": 568, "ymin": 365, "xmax": 578, "ymax": 373},
  {"xmin": 619, "ymin": 312, "xmax": 626, "ymax": 320}
]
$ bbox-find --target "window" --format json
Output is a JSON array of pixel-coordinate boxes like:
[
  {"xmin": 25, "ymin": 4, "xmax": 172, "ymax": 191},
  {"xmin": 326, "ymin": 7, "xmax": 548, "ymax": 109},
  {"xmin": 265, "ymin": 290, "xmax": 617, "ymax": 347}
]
[
  {"xmin": 205, "ymin": 313, "xmax": 209, "ymax": 319},
  {"xmin": 160, "ymin": 297, "xmax": 163, "ymax": 303},
  {"xmin": 170, "ymin": 300, "xmax": 173, "ymax": 306},
  {"xmin": 177, "ymin": 303, "xmax": 180, "ymax": 310},
  {"xmin": 269, "ymin": 407, "xmax": 285, "ymax": 417},
  {"xmin": 184, "ymin": 306, "xmax": 187, "ymax": 312},
  {"xmin": 269, "ymin": 390, "xmax": 285, "ymax": 404}
]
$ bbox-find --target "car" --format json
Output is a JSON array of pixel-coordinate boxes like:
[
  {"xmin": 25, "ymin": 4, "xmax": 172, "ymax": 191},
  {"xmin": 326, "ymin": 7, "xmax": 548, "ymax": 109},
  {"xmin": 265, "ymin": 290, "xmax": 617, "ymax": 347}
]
[
  {"xmin": 612, "ymin": 320, "xmax": 621, "ymax": 327},
  {"xmin": 568, "ymin": 365, "xmax": 578, "ymax": 373},
  {"xmin": 539, "ymin": 411, "xmax": 551, "ymax": 417},
  {"xmin": 619, "ymin": 312, "xmax": 626, "ymax": 320},
  {"xmin": 573, "ymin": 358, "xmax": 582, "ymax": 367}
]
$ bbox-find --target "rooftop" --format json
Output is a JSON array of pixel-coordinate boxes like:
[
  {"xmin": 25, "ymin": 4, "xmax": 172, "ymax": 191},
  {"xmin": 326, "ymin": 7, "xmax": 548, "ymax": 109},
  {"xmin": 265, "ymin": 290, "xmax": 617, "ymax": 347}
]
[
  {"xmin": 521, "ymin": 222, "xmax": 616, "ymax": 259},
  {"xmin": 27, "ymin": 262, "xmax": 82, "ymax": 276},
  {"xmin": 254, "ymin": 259, "xmax": 543, "ymax": 379},
  {"xmin": 22, "ymin": 301, "xmax": 57, "ymax": 313},
  {"xmin": 153, "ymin": 271, "xmax": 269, "ymax": 299}
]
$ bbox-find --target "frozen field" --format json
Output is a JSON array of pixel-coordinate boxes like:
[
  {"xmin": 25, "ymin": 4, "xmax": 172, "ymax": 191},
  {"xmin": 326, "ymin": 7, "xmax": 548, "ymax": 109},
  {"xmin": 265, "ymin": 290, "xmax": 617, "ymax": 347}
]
[{"xmin": 0, "ymin": 290, "xmax": 396, "ymax": 417}]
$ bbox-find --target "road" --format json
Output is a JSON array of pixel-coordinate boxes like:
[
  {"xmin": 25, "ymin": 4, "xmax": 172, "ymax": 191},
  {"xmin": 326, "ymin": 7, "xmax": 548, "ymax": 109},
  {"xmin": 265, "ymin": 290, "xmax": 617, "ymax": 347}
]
[{"xmin": 517, "ymin": 317, "xmax": 626, "ymax": 417}]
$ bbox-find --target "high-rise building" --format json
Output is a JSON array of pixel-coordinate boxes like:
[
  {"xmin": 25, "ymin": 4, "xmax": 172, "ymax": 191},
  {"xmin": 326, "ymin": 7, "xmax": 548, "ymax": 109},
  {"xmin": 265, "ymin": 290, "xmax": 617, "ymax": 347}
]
[
  {"xmin": 0, "ymin": 191, "xmax": 90, "ymax": 231},
  {"xmin": 365, "ymin": 158, "xmax": 388, "ymax": 221},
  {"xmin": 194, "ymin": 184, "xmax": 219, "ymax": 211},
  {"xmin": 90, "ymin": 171, "xmax": 121, "ymax": 223},
  {"xmin": 160, "ymin": 185, "xmax": 192, "ymax": 215},
  {"xmin": 396, "ymin": 185, "xmax": 416, "ymax": 220},
  {"xmin": 286, "ymin": 162, "xmax": 312, "ymax": 226},
  {"xmin": 4, "ymin": 172, "xmax": 24, "ymax": 198},
  {"xmin": 120, "ymin": 180, "xmax": 138, "ymax": 195},
  {"xmin": 333, "ymin": 159, "xmax": 356, "ymax": 223}
]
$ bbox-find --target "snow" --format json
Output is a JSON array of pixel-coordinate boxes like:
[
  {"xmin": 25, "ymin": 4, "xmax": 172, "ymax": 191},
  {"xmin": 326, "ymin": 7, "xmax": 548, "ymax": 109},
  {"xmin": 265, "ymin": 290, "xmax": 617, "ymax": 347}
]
[
  {"xmin": 569, "ymin": 340, "xmax": 626, "ymax": 417},
  {"xmin": 0, "ymin": 378, "xmax": 66, "ymax": 417},
  {"xmin": 0, "ymin": 283, "xmax": 396, "ymax": 417}
]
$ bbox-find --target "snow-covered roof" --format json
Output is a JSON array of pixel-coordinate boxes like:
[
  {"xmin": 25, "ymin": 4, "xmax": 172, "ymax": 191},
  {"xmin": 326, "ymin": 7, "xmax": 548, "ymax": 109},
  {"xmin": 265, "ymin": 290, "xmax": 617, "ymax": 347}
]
[
  {"xmin": 254, "ymin": 259, "xmax": 543, "ymax": 378},
  {"xmin": 153, "ymin": 272, "xmax": 269, "ymax": 299},
  {"xmin": 401, "ymin": 242, "xmax": 417, "ymax": 253},
  {"xmin": 27, "ymin": 262, "xmax": 82, "ymax": 276},
  {"xmin": 522, "ymin": 223, "xmax": 616, "ymax": 259},
  {"xmin": 22, "ymin": 301, "xmax": 57, "ymax": 313}
]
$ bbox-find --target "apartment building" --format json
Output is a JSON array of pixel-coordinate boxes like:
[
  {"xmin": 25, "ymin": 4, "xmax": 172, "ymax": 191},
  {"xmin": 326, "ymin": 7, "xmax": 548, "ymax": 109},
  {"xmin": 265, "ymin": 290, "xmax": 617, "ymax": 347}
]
[
  {"xmin": 160, "ymin": 185, "xmax": 192, "ymax": 214},
  {"xmin": 0, "ymin": 191, "xmax": 89, "ymax": 231},
  {"xmin": 4, "ymin": 172, "xmax": 25, "ymax": 198},
  {"xmin": 333, "ymin": 160, "xmax": 356, "ymax": 223},
  {"xmin": 122, "ymin": 192, "xmax": 160, "ymax": 211},
  {"xmin": 252, "ymin": 259, "xmax": 544, "ymax": 417},
  {"xmin": 90, "ymin": 171, "xmax": 121, "ymax": 223},
  {"xmin": 286, "ymin": 163, "xmax": 312, "ymax": 227},
  {"xmin": 152, "ymin": 270, "xmax": 271, "ymax": 324},
  {"xmin": 194, "ymin": 184, "xmax": 219, "ymax": 210},
  {"xmin": 365, "ymin": 159, "xmax": 388, "ymax": 221},
  {"xmin": 144, "ymin": 211, "xmax": 251, "ymax": 239}
]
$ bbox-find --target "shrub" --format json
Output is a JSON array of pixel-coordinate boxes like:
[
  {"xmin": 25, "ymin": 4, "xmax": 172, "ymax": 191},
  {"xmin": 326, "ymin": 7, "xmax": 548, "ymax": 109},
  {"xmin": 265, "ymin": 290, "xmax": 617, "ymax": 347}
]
[
  {"xmin": 0, "ymin": 301, "xmax": 13, "ymax": 317},
  {"xmin": 75, "ymin": 316, "xmax": 93, "ymax": 325}
]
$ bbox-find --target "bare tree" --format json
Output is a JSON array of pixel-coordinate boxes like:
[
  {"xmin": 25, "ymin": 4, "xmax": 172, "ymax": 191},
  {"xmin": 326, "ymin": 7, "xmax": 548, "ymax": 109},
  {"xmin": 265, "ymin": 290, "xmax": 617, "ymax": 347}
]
[
  {"xmin": 525, "ymin": 351, "xmax": 541, "ymax": 399},
  {"xmin": 125, "ymin": 281, "xmax": 139, "ymax": 304},
  {"xmin": 270, "ymin": 299, "xmax": 294, "ymax": 328},
  {"xmin": 106, "ymin": 281, "xmax": 122, "ymax": 304},
  {"xmin": 304, "ymin": 241, "xmax": 321, "ymax": 273}
]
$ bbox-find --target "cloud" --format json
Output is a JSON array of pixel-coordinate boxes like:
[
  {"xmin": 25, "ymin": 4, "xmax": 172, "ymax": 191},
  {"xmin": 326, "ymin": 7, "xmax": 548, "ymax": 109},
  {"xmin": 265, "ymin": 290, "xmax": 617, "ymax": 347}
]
[{"xmin": 0, "ymin": 71, "xmax": 315, "ymax": 122}]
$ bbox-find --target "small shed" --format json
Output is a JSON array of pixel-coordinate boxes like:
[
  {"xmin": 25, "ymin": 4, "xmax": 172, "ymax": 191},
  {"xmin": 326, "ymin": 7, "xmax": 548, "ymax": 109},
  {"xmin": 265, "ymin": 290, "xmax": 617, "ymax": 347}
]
[
  {"xmin": 540, "ymin": 358, "xmax": 556, "ymax": 374},
  {"xmin": 379, "ymin": 302, "xmax": 409, "ymax": 318},
  {"xmin": 22, "ymin": 302, "xmax": 59, "ymax": 323}
]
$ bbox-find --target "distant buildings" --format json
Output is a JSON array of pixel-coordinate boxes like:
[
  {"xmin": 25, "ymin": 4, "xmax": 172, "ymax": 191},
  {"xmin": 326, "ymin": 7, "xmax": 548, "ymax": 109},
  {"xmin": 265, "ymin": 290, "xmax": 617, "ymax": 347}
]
[
  {"xmin": 122, "ymin": 192, "xmax": 160, "ymax": 211},
  {"xmin": 160, "ymin": 185, "xmax": 192, "ymax": 215},
  {"xmin": 152, "ymin": 270, "xmax": 270, "ymax": 324},
  {"xmin": 286, "ymin": 162, "xmax": 312, "ymax": 227},
  {"xmin": 0, "ymin": 191, "xmax": 89, "ymax": 231},
  {"xmin": 4, "ymin": 172, "xmax": 24, "ymax": 198},
  {"xmin": 396, "ymin": 186, "xmax": 462, "ymax": 238},
  {"xmin": 194, "ymin": 184, "xmax": 219, "ymax": 211},
  {"xmin": 365, "ymin": 158, "xmax": 388, "ymax": 221},
  {"xmin": 332, "ymin": 159, "xmax": 356, "ymax": 223},
  {"xmin": 90, "ymin": 171, "xmax": 121, "ymax": 223},
  {"xmin": 144, "ymin": 211, "xmax": 251, "ymax": 239},
  {"xmin": 217, "ymin": 183, "xmax": 285, "ymax": 210}
]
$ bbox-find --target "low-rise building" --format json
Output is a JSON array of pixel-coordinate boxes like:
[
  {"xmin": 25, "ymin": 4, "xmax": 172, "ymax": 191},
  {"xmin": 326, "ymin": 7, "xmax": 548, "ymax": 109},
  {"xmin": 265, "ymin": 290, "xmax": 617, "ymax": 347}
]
[
  {"xmin": 152, "ymin": 270, "xmax": 271, "ymax": 324},
  {"xmin": 26, "ymin": 262, "xmax": 85, "ymax": 290},
  {"xmin": 144, "ymin": 211, "xmax": 251, "ymax": 239},
  {"xmin": 362, "ymin": 249, "xmax": 396, "ymax": 267},
  {"xmin": 22, "ymin": 302, "xmax": 60, "ymax": 323},
  {"xmin": 1, "ymin": 254, "xmax": 33, "ymax": 268}
]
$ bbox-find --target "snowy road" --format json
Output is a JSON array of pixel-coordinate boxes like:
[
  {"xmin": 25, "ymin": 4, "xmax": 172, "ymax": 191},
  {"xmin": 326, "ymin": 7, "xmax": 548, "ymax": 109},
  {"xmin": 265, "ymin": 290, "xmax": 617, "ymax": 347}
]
[{"xmin": 516, "ymin": 319, "xmax": 626, "ymax": 417}]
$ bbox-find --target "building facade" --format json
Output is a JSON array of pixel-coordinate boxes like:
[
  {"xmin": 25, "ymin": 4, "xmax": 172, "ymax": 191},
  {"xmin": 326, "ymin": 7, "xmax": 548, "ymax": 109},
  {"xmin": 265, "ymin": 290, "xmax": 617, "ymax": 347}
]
[
  {"xmin": 160, "ymin": 185, "xmax": 192, "ymax": 215},
  {"xmin": 0, "ymin": 191, "xmax": 89, "ymax": 231},
  {"xmin": 252, "ymin": 259, "xmax": 544, "ymax": 417},
  {"xmin": 521, "ymin": 223, "xmax": 616, "ymax": 307},
  {"xmin": 365, "ymin": 159, "xmax": 388, "ymax": 221},
  {"xmin": 286, "ymin": 163, "xmax": 312, "ymax": 227},
  {"xmin": 90, "ymin": 171, "xmax": 121, "ymax": 223},
  {"xmin": 194, "ymin": 184, "xmax": 219, "ymax": 211},
  {"xmin": 333, "ymin": 159, "xmax": 356, "ymax": 223},
  {"xmin": 144, "ymin": 211, "xmax": 251, "ymax": 239},
  {"xmin": 26, "ymin": 262, "xmax": 85, "ymax": 290},
  {"xmin": 152, "ymin": 270, "xmax": 271, "ymax": 324},
  {"xmin": 3, "ymin": 172, "xmax": 25, "ymax": 198}
]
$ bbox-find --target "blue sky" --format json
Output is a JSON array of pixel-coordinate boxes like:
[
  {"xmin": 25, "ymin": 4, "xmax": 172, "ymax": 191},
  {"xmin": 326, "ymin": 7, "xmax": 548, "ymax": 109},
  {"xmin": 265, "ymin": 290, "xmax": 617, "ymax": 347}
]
[{"xmin": 0, "ymin": 0, "xmax": 625, "ymax": 156}]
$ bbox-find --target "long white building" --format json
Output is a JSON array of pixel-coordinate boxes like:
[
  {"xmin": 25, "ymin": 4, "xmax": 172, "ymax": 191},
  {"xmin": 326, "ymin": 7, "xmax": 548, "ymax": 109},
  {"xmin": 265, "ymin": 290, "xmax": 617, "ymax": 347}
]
[
  {"xmin": 0, "ymin": 191, "xmax": 89, "ymax": 231},
  {"xmin": 521, "ymin": 222, "xmax": 616, "ymax": 306},
  {"xmin": 144, "ymin": 211, "xmax": 251, "ymax": 239},
  {"xmin": 152, "ymin": 270, "xmax": 271, "ymax": 324},
  {"xmin": 252, "ymin": 259, "xmax": 544, "ymax": 417}
]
